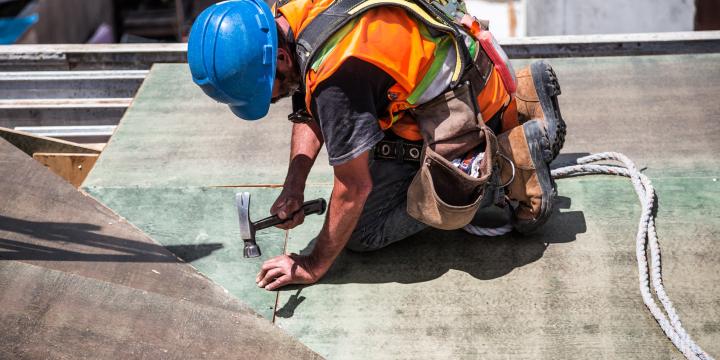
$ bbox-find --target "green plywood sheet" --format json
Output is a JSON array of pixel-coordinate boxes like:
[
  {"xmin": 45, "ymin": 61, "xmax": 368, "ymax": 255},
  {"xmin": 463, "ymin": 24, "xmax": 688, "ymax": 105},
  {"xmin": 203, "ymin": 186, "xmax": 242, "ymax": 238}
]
[
  {"xmin": 80, "ymin": 54, "xmax": 720, "ymax": 358},
  {"xmin": 83, "ymin": 186, "xmax": 287, "ymax": 319},
  {"xmin": 83, "ymin": 64, "xmax": 332, "ymax": 188},
  {"xmin": 276, "ymin": 179, "xmax": 720, "ymax": 359},
  {"xmin": 518, "ymin": 54, "xmax": 720, "ymax": 178}
]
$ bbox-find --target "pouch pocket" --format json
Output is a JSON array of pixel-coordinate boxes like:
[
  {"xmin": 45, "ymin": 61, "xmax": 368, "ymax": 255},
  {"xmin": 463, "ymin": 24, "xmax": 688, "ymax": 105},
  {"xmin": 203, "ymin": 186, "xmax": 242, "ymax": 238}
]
[
  {"xmin": 411, "ymin": 82, "xmax": 483, "ymax": 161},
  {"xmin": 407, "ymin": 124, "xmax": 498, "ymax": 230}
]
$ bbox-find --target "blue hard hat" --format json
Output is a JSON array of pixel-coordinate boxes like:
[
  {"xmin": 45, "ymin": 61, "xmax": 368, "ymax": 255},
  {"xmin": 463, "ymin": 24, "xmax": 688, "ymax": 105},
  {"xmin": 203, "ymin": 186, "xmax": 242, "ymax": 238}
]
[{"xmin": 187, "ymin": 0, "xmax": 278, "ymax": 120}]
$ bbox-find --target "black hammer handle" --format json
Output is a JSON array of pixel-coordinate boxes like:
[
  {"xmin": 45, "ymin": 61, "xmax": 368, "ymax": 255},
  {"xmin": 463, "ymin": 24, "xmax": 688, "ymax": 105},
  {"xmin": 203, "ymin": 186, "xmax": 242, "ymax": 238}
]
[{"xmin": 253, "ymin": 198, "xmax": 327, "ymax": 231}]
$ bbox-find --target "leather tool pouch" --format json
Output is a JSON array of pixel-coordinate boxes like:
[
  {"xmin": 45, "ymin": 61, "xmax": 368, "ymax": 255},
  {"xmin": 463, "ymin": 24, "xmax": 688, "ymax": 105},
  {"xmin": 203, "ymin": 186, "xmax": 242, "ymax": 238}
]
[
  {"xmin": 407, "ymin": 79, "xmax": 500, "ymax": 230},
  {"xmin": 407, "ymin": 123, "xmax": 498, "ymax": 230},
  {"xmin": 410, "ymin": 82, "xmax": 483, "ymax": 161}
]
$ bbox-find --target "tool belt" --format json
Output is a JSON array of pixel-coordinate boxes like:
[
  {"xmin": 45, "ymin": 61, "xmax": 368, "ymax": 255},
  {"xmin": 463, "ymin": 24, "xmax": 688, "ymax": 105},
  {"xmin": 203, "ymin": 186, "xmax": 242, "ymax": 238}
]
[
  {"xmin": 373, "ymin": 137, "xmax": 423, "ymax": 163},
  {"xmin": 406, "ymin": 48, "xmax": 506, "ymax": 230}
]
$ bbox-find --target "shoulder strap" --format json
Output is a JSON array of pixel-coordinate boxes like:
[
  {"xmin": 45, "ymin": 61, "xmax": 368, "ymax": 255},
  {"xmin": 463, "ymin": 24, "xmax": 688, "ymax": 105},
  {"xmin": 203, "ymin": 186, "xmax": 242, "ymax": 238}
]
[{"xmin": 295, "ymin": 0, "xmax": 473, "ymax": 88}]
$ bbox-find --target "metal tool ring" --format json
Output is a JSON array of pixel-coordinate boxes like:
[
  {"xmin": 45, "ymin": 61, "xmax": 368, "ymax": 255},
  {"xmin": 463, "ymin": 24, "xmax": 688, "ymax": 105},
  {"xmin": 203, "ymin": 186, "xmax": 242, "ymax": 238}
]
[
  {"xmin": 408, "ymin": 147, "xmax": 420, "ymax": 159},
  {"xmin": 498, "ymin": 153, "xmax": 516, "ymax": 188}
]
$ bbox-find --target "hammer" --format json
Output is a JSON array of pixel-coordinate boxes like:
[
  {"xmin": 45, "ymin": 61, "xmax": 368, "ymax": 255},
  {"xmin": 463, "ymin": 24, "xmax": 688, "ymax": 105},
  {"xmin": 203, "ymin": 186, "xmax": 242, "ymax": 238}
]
[{"xmin": 235, "ymin": 192, "xmax": 327, "ymax": 258}]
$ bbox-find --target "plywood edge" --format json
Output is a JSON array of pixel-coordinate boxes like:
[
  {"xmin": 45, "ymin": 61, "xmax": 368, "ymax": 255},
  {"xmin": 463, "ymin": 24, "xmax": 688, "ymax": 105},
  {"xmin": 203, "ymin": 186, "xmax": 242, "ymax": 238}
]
[
  {"xmin": 0, "ymin": 127, "xmax": 102, "ymax": 156},
  {"xmin": 32, "ymin": 152, "xmax": 99, "ymax": 188}
]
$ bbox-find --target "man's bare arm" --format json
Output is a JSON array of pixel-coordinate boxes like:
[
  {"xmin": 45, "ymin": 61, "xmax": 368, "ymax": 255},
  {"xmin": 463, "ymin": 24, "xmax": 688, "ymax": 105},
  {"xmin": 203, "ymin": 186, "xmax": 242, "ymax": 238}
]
[
  {"xmin": 307, "ymin": 151, "xmax": 372, "ymax": 273},
  {"xmin": 256, "ymin": 151, "xmax": 373, "ymax": 290},
  {"xmin": 271, "ymin": 121, "xmax": 323, "ymax": 228}
]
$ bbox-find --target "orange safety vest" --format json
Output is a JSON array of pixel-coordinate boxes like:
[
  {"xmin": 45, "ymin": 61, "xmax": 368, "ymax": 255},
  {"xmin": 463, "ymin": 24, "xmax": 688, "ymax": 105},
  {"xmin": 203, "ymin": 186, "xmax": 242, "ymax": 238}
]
[{"xmin": 277, "ymin": 0, "xmax": 517, "ymax": 141}]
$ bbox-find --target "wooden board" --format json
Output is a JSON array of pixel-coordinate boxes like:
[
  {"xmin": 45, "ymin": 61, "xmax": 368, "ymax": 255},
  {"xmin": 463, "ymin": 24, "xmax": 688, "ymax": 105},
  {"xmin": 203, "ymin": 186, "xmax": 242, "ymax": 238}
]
[
  {"xmin": 274, "ymin": 54, "xmax": 720, "ymax": 358},
  {"xmin": 82, "ymin": 64, "xmax": 332, "ymax": 189},
  {"xmin": 82, "ymin": 56, "xmax": 720, "ymax": 358},
  {"xmin": 0, "ymin": 261, "xmax": 321, "ymax": 360},
  {"xmin": 33, "ymin": 152, "xmax": 98, "ymax": 187},
  {"xmin": 0, "ymin": 138, "xmax": 321, "ymax": 359},
  {"xmin": 0, "ymin": 126, "xmax": 101, "ymax": 155}
]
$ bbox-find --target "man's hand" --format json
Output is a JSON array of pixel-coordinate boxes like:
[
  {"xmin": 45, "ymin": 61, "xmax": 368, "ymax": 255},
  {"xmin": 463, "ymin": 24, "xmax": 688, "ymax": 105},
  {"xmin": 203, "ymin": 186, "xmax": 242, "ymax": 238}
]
[
  {"xmin": 255, "ymin": 254, "xmax": 324, "ymax": 290},
  {"xmin": 259, "ymin": 152, "xmax": 372, "ymax": 292},
  {"xmin": 270, "ymin": 188, "xmax": 305, "ymax": 230}
]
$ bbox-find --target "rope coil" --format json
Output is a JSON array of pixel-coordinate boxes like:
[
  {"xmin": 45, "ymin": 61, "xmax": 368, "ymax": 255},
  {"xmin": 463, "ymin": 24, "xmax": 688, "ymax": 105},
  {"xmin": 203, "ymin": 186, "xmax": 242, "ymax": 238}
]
[{"xmin": 551, "ymin": 152, "xmax": 713, "ymax": 360}]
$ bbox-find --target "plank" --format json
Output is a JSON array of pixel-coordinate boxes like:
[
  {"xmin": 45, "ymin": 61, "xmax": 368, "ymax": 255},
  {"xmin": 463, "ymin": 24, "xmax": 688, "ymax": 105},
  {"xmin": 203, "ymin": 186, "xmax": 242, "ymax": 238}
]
[
  {"xmin": 0, "ymin": 107, "xmax": 125, "ymax": 128},
  {"xmin": 0, "ymin": 70, "xmax": 145, "ymax": 99},
  {"xmin": 0, "ymin": 137, "xmax": 321, "ymax": 358},
  {"xmin": 80, "ymin": 54, "xmax": 720, "ymax": 357},
  {"xmin": 0, "ymin": 126, "xmax": 101, "ymax": 156},
  {"xmin": 32, "ymin": 153, "xmax": 98, "ymax": 187},
  {"xmin": 516, "ymin": 53, "xmax": 720, "ymax": 178},
  {"xmin": 273, "ymin": 54, "xmax": 720, "ymax": 358},
  {"xmin": 83, "ymin": 64, "xmax": 333, "ymax": 189},
  {"xmin": 0, "ymin": 138, "xmax": 230, "ymax": 309},
  {"xmin": 82, "ymin": 186, "xmax": 288, "ymax": 319},
  {"xmin": 78, "ymin": 64, "xmax": 304, "ymax": 319},
  {"xmin": 276, "ymin": 179, "xmax": 720, "ymax": 359},
  {"xmin": 1, "ymin": 32, "xmax": 718, "ymax": 71},
  {"xmin": 0, "ymin": 261, "xmax": 321, "ymax": 360}
]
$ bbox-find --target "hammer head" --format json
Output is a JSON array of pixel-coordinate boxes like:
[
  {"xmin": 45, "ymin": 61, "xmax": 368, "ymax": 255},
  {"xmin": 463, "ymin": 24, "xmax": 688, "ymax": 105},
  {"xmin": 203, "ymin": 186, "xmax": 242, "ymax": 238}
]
[{"xmin": 235, "ymin": 192, "xmax": 261, "ymax": 258}]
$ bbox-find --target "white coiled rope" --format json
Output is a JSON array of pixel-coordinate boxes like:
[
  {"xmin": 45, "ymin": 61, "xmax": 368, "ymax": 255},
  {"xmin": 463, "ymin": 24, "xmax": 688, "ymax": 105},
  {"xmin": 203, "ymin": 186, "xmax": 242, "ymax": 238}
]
[
  {"xmin": 550, "ymin": 152, "xmax": 713, "ymax": 360},
  {"xmin": 461, "ymin": 152, "xmax": 713, "ymax": 358}
]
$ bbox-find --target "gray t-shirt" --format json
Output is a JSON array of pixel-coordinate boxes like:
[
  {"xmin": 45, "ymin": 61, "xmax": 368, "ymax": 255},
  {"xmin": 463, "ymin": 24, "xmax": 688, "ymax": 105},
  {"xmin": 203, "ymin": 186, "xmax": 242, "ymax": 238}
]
[{"xmin": 310, "ymin": 58, "xmax": 395, "ymax": 166}]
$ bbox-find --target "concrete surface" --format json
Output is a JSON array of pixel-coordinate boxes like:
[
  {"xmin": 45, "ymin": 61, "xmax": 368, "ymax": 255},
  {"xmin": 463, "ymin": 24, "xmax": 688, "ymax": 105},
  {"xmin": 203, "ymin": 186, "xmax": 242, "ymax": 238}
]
[
  {"xmin": 81, "ymin": 54, "xmax": 720, "ymax": 359},
  {"xmin": 0, "ymin": 138, "xmax": 321, "ymax": 359}
]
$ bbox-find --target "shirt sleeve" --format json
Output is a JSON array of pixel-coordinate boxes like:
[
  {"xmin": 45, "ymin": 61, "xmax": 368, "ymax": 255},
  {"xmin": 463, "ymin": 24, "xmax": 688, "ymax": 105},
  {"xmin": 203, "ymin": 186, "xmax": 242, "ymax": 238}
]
[{"xmin": 310, "ymin": 58, "xmax": 395, "ymax": 166}]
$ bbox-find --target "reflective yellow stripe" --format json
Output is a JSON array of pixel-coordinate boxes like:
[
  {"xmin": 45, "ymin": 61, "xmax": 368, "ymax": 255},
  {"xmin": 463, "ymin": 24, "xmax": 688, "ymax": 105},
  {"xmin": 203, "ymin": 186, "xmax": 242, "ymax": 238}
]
[
  {"xmin": 451, "ymin": 40, "xmax": 461, "ymax": 82},
  {"xmin": 348, "ymin": 0, "xmax": 463, "ymax": 82},
  {"xmin": 348, "ymin": 0, "xmax": 450, "ymax": 29}
]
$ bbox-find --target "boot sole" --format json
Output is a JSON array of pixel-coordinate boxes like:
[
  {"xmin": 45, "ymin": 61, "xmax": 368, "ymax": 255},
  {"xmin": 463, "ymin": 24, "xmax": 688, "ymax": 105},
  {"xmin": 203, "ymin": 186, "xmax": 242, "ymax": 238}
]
[
  {"xmin": 513, "ymin": 120, "xmax": 556, "ymax": 233},
  {"xmin": 530, "ymin": 60, "xmax": 566, "ymax": 161}
]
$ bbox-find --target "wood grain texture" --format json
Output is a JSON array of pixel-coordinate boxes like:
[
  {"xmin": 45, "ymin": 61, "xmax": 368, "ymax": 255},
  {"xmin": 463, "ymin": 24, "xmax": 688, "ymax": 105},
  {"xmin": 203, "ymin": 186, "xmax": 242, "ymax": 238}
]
[
  {"xmin": 0, "ymin": 138, "xmax": 321, "ymax": 359},
  {"xmin": 33, "ymin": 152, "xmax": 98, "ymax": 187},
  {"xmin": 0, "ymin": 126, "xmax": 101, "ymax": 155},
  {"xmin": 0, "ymin": 261, "xmax": 321, "ymax": 360}
]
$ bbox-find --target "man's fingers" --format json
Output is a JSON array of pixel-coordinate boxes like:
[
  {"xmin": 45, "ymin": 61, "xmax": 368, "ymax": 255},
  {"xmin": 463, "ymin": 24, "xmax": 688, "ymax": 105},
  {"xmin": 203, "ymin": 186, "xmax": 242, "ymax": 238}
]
[
  {"xmin": 270, "ymin": 198, "xmax": 285, "ymax": 215},
  {"xmin": 292, "ymin": 211, "xmax": 305, "ymax": 227},
  {"xmin": 284, "ymin": 199, "xmax": 302, "ymax": 216},
  {"xmin": 275, "ymin": 218, "xmax": 293, "ymax": 230},
  {"xmin": 255, "ymin": 268, "xmax": 266, "ymax": 283},
  {"xmin": 260, "ymin": 257, "xmax": 284, "ymax": 271},
  {"xmin": 265, "ymin": 275, "xmax": 292, "ymax": 291},
  {"xmin": 256, "ymin": 257, "xmax": 281, "ymax": 282},
  {"xmin": 257, "ymin": 268, "xmax": 285, "ymax": 288}
]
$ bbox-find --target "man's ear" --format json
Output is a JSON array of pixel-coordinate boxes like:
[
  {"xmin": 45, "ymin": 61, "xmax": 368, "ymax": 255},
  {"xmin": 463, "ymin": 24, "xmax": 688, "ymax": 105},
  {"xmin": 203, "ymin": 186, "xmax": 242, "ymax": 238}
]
[{"xmin": 277, "ymin": 47, "xmax": 293, "ymax": 69}]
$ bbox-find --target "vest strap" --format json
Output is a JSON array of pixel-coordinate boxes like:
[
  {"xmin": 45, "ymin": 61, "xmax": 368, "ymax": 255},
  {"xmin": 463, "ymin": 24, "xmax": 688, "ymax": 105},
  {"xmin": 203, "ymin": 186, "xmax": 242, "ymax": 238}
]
[{"xmin": 294, "ymin": 0, "xmax": 473, "ymax": 89}]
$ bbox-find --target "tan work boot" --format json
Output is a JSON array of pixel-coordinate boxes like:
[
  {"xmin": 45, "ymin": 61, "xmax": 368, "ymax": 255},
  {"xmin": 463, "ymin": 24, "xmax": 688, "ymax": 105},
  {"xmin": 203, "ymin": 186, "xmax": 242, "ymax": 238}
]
[
  {"xmin": 515, "ymin": 60, "xmax": 566, "ymax": 160},
  {"xmin": 497, "ymin": 119, "xmax": 555, "ymax": 233}
]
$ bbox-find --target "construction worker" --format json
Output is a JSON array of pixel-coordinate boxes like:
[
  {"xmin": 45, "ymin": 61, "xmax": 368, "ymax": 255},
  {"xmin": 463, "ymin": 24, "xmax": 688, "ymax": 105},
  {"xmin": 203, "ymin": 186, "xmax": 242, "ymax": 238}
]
[{"xmin": 188, "ymin": 0, "xmax": 565, "ymax": 291}]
